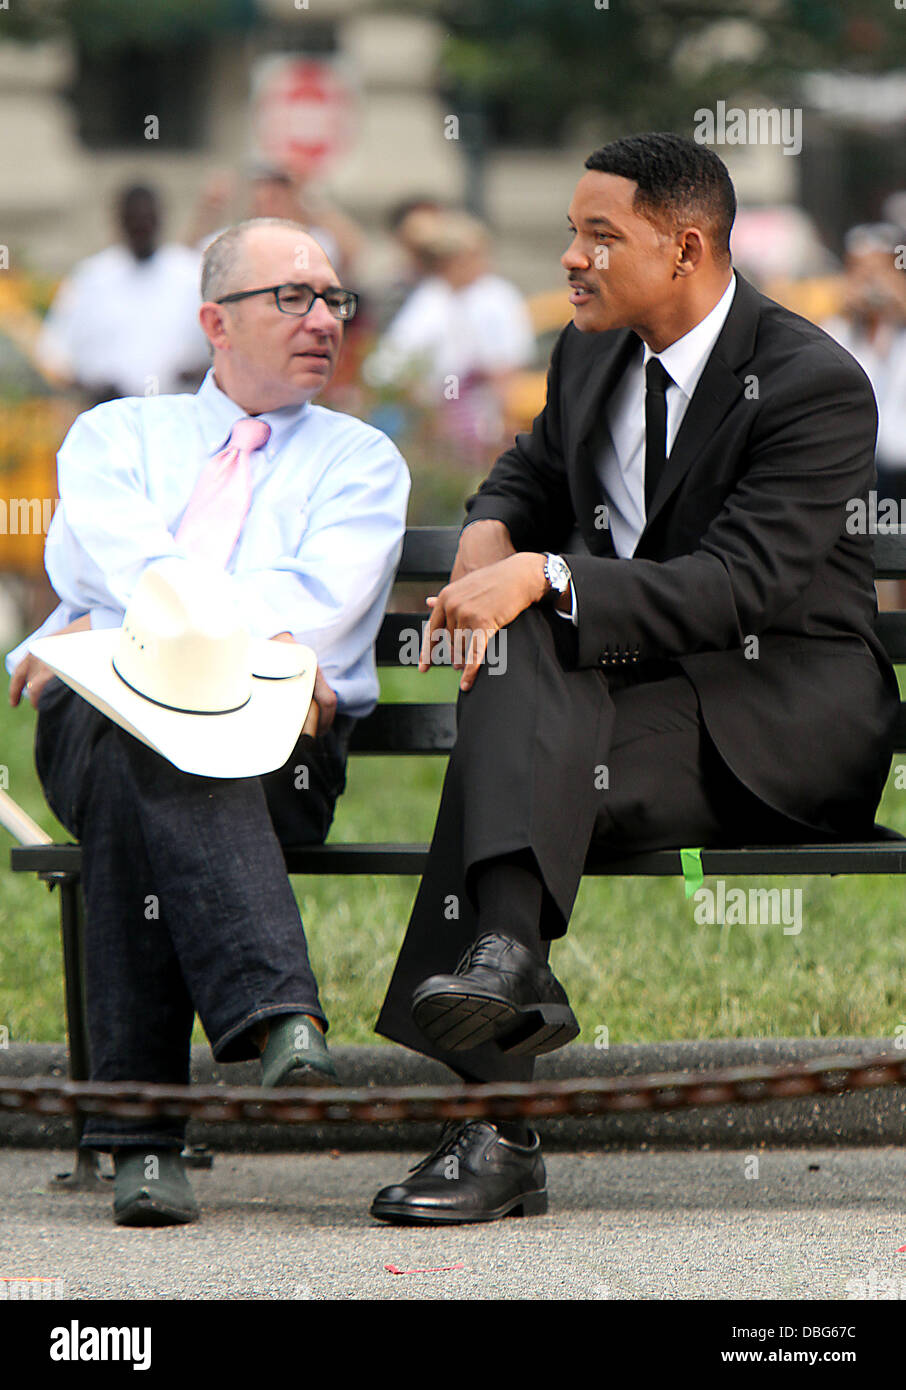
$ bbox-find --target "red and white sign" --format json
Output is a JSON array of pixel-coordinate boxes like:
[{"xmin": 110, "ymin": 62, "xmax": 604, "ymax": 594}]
[{"xmin": 253, "ymin": 57, "xmax": 355, "ymax": 178}]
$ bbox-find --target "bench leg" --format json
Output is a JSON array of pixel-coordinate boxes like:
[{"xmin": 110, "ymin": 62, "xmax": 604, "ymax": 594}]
[{"xmin": 49, "ymin": 872, "xmax": 108, "ymax": 1190}]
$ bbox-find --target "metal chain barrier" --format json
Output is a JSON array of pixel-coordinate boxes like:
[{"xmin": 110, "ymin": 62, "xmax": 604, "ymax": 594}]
[{"xmin": 1, "ymin": 1051, "xmax": 904, "ymax": 1126}]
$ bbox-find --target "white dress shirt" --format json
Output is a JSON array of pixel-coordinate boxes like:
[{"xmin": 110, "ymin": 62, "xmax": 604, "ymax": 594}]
[
  {"xmin": 600, "ymin": 274, "xmax": 737, "ymax": 559},
  {"xmin": 552, "ymin": 274, "xmax": 737, "ymax": 625},
  {"xmin": 35, "ymin": 244, "xmax": 211, "ymax": 397},
  {"xmin": 6, "ymin": 370, "xmax": 411, "ymax": 717}
]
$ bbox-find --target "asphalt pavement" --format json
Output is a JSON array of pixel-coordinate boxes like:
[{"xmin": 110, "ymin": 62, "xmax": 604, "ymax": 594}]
[{"xmin": 3, "ymin": 1146, "xmax": 905, "ymax": 1301}]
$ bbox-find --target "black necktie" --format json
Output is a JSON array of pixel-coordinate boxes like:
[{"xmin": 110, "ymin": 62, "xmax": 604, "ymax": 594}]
[{"xmin": 644, "ymin": 357, "xmax": 672, "ymax": 514}]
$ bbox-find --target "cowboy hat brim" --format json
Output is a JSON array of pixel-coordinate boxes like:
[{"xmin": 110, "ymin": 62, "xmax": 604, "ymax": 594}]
[{"xmin": 30, "ymin": 630, "xmax": 318, "ymax": 779}]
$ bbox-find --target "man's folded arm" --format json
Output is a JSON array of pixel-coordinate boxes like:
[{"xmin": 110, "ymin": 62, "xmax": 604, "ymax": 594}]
[
  {"xmin": 46, "ymin": 403, "xmax": 183, "ymax": 622},
  {"xmin": 563, "ymin": 350, "xmax": 878, "ymax": 668},
  {"xmin": 46, "ymin": 404, "xmax": 410, "ymax": 679},
  {"xmin": 229, "ymin": 436, "xmax": 410, "ymax": 668}
]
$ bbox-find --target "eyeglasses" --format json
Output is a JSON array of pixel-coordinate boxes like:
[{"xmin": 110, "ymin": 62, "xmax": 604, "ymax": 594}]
[{"xmin": 216, "ymin": 281, "xmax": 359, "ymax": 321}]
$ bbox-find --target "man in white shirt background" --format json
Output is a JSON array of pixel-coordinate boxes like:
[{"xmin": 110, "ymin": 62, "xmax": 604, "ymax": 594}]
[
  {"xmin": 35, "ymin": 184, "xmax": 211, "ymax": 404},
  {"xmin": 7, "ymin": 218, "xmax": 410, "ymax": 1225},
  {"xmin": 365, "ymin": 209, "xmax": 534, "ymax": 458},
  {"xmin": 821, "ymin": 222, "xmax": 906, "ymax": 609}
]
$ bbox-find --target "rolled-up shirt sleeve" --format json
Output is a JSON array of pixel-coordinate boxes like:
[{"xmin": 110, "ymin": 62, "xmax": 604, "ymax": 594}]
[{"xmin": 45, "ymin": 401, "xmax": 182, "ymax": 620}]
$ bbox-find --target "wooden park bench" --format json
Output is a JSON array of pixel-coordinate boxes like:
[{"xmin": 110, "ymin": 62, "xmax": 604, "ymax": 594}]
[{"xmin": 7, "ymin": 525, "xmax": 906, "ymax": 1177}]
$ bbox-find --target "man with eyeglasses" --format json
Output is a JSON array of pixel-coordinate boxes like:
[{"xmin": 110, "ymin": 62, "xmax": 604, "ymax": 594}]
[{"xmin": 6, "ymin": 217, "xmax": 410, "ymax": 1226}]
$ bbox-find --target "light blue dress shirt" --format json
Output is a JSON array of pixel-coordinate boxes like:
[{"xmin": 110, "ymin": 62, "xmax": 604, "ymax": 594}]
[{"xmin": 6, "ymin": 369, "xmax": 411, "ymax": 718}]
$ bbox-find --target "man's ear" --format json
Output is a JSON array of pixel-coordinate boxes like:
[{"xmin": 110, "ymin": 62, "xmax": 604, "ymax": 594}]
[
  {"xmin": 199, "ymin": 301, "xmax": 231, "ymax": 351},
  {"xmin": 673, "ymin": 228, "xmax": 705, "ymax": 277}
]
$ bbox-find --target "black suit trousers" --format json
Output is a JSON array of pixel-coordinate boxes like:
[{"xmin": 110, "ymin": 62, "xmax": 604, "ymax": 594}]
[{"xmin": 375, "ymin": 605, "xmax": 823, "ymax": 1082}]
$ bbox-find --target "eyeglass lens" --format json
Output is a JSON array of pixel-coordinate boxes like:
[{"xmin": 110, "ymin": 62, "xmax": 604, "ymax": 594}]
[{"xmin": 276, "ymin": 285, "xmax": 356, "ymax": 319}]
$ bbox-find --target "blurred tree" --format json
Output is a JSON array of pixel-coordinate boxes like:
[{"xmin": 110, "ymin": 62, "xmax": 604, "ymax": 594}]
[
  {"xmin": 426, "ymin": 0, "xmax": 906, "ymax": 146},
  {"xmin": 60, "ymin": 0, "xmax": 256, "ymax": 51},
  {"xmin": 1, "ymin": 0, "xmax": 254, "ymax": 46}
]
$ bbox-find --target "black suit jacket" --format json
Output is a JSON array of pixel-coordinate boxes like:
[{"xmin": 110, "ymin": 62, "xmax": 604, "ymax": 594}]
[{"xmin": 464, "ymin": 272, "xmax": 900, "ymax": 836}]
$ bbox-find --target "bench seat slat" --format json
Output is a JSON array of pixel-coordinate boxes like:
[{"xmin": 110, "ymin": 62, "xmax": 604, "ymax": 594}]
[
  {"xmin": 349, "ymin": 703, "xmax": 455, "ymax": 753},
  {"xmin": 12, "ymin": 840, "xmax": 906, "ymax": 878}
]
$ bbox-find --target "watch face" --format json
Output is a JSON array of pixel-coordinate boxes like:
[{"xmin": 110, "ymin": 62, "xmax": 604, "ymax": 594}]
[{"xmin": 546, "ymin": 555, "xmax": 570, "ymax": 592}]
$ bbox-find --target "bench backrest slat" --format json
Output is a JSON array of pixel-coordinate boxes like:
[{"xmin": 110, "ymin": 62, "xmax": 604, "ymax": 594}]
[
  {"xmin": 398, "ymin": 527, "xmax": 459, "ymax": 580},
  {"xmin": 868, "ymin": 529, "xmax": 906, "ymax": 579},
  {"xmin": 349, "ymin": 703, "xmax": 456, "ymax": 754}
]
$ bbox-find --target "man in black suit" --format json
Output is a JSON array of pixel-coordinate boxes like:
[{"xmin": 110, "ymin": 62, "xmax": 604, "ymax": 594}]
[{"xmin": 371, "ymin": 133, "xmax": 900, "ymax": 1225}]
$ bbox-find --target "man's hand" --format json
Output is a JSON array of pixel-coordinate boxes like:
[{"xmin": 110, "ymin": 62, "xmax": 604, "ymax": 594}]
[
  {"xmin": 9, "ymin": 614, "xmax": 91, "ymax": 710},
  {"xmin": 421, "ymin": 551, "xmax": 549, "ymax": 691},
  {"xmin": 272, "ymin": 632, "xmax": 337, "ymax": 735},
  {"xmin": 450, "ymin": 519, "xmax": 516, "ymax": 583}
]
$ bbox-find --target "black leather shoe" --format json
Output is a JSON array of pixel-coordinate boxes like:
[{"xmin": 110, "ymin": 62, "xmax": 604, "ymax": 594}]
[
  {"xmin": 370, "ymin": 1120, "xmax": 547, "ymax": 1225},
  {"xmin": 411, "ymin": 932, "xmax": 579, "ymax": 1055}
]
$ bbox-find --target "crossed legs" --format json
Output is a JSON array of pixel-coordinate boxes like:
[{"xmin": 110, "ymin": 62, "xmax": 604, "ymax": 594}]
[{"xmin": 35, "ymin": 680, "xmax": 340, "ymax": 1151}]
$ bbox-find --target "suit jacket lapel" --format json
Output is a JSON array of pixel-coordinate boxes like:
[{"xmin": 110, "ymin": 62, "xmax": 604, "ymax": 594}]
[
  {"xmin": 642, "ymin": 272, "xmax": 762, "ymax": 534},
  {"xmin": 571, "ymin": 329, "xmax": 641, "ymax": 554}
]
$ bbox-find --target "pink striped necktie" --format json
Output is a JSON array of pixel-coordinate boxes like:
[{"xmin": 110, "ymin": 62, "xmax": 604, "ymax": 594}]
[{"xmin": 175, "ymin": 417, "xmax": 272, "ymax": 569}]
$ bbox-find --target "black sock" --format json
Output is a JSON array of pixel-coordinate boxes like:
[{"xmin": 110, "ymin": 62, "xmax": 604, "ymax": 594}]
[
  {"xmin": 474, "ymin": 852, "xmax": 544, "ymax": 956},
  {"xmin": 492, "ymin": 1119, "xmax": 531, "ymax": 1145}
]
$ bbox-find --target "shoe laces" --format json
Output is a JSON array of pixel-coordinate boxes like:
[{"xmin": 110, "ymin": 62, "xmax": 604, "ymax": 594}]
[
  {"xmin": 456, "ymin": 934, "xmax": 508, "ymax": 973},
  {"xmin": 407, "ymin": 1120, "xmax": 486, "ymax": 1175}
]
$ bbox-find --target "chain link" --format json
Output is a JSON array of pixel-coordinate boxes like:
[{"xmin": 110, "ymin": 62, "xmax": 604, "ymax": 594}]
[{"xmin": 1, "ymin": 1051, "xmax": 904, "ymax": 1126}]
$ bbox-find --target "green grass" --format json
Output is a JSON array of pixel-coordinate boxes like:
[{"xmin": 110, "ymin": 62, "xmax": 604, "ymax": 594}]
[{"xmin": 3, "ymin": 660, "xmax": 906, "ymax": 1051}]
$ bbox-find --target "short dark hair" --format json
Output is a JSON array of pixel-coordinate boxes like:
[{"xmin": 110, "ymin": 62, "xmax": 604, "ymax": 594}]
[
  {"xmin": 584, "ymin": 132, "xmax": 736, "ymax": 261},
  {"xmin": 117, "ymin": 184, "xmax": 159, "ymax": 213}
]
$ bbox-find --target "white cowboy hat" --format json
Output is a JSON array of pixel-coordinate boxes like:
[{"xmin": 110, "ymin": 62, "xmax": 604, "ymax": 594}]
[{"xmin": 29, "ymin": 558, "xmax": 317, "ymax": 779}]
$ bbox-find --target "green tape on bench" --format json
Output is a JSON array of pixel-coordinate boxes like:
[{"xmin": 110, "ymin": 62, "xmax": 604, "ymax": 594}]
[{"xmin": 680, "ymin": 847, "xmax": 704, "ymax": 898}]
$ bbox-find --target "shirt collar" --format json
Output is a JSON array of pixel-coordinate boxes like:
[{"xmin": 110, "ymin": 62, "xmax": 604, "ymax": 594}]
[
  {"xmin": 642, "ymin": 273, "xmax": 737, "ymax": 400},
  {"xmin": 195, "ymin": 367, "xmax": 310, "ymax": 455}
]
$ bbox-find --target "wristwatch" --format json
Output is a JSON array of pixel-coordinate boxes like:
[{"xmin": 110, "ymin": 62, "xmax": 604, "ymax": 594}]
[{"xmin": 543, "ymin": 552, "xmax": 572, "ymax": 597}]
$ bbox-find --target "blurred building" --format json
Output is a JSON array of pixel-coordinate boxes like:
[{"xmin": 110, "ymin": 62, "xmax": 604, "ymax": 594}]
[{"xmin": 3, "ymin": 3, "xmax": 906, "ymax": 299}]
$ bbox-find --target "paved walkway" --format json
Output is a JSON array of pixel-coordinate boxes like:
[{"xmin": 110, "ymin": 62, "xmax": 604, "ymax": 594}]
[{"xmin": 2, "ymin": 1147, "xmax": 905, "ymax": 1300}]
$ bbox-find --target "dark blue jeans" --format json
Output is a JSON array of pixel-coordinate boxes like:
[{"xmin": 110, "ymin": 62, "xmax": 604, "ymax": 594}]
[{"xmin": 34, "ymin": 679, "xmax": 352, "ymax": 1152}]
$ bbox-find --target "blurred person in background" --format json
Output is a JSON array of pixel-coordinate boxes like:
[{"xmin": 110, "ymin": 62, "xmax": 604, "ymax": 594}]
[
  {"xmin": 184, "ymin": 165, "xmax": 364, "ymax": 281},
  {"xmin": 375, "ymin": 196, "xmax": 447, "ymax": 329},
  {"xmin": 36, "ymin": 185, "xmax": 210, "ymax": 406},
  {"xmin": 249, "ymin": 166, "xmax": 364, "ymax": 280},
  {"xmin": 364, "ymin": 209, "xmax": 534, "ymax": 461},
  {"xmin": 822, "ymin": 223, "xmax": 906, "ymax": 608}
]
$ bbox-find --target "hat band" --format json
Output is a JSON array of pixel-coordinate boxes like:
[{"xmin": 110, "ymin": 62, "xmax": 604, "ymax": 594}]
[{"xmin": 111, "ymin": 657, "xmax": 252, "ymax": 716}]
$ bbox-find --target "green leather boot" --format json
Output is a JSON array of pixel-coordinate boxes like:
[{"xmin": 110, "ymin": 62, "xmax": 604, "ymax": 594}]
[
  {"xmin": 113, "ymin": 1149, "xmax": 199, "ymax": 1226},
  {"xmin": 260, "ymin": 1013, "xmax": 338, "ymax": 1087}
]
